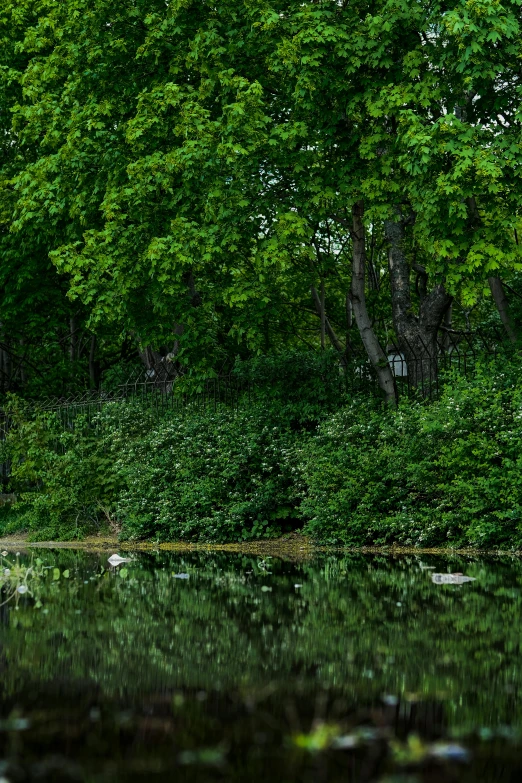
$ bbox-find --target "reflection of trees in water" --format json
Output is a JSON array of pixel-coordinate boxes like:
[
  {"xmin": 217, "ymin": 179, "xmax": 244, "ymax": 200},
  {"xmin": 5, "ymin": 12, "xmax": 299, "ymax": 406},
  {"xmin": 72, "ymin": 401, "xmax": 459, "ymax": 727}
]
[
  {"xmin": 0, "ymin": 684, "xmax": 509, "ymax": 783},
  {"xmin": 3, "ymin": 551, "xmax": 521, "ymax": 723},
  {"xmin": 0, "ymin": 583, "xmax": 8, "ymax": 686},
  {"xmin": 0, "ymin": 551, "xmax": 521, "ymax": 781},
  {"xmin": 0, "ymin": 582, "xmax": 9, "ymax": 626}
]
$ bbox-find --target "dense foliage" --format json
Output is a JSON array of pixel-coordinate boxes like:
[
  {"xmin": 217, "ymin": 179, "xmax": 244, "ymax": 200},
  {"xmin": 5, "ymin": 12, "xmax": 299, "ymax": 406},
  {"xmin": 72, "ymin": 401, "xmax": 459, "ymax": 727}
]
[
  {"xmin": 1, "ymin": 401, "xmax": 302, "ymax": 542},
  {"xmin": 2, "ymin": 0, "xmax": 522, "ymax": 544},
  {"xmin": 2, "ymin": 355, "xmax": 522, "ymax": 548},
  {"xmin": 1, "ymin": 0, "xmax": 522, "ymax": 395},
  {"xmin": 116, "ymin": 404, "xmax": 301, "ymax": 542},
  {"xmin": 300, "ymin": 358, "xmax": 522, "ymax": 547}
]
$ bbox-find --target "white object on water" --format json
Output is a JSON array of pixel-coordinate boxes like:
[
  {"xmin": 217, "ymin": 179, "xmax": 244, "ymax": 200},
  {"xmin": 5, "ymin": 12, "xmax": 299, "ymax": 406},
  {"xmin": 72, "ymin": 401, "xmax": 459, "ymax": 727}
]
[
  {"xmin": 332, "ymin": 734, "xmax": 358, "ymax": 750},
  {"xmin": 430, "ymin": 743, "xmax": 470, "ymax": 762},
  {"xmin": 107, "ymin": 554, "xmax": 131, "ymax": 566},
  {"xmin": 1, "ymin": 551, "xmax": 8, "ymax": 556},
  {"xmin": 17, "ymin": 585, "xmax": 28, "ymax": 594},
  {"xmin": 432, "ymin": 573, "xmax": 476, "ymax": 585},
  {"xmin": 173, "ymin": 573, "xmax": 189, "ymax": 579}
]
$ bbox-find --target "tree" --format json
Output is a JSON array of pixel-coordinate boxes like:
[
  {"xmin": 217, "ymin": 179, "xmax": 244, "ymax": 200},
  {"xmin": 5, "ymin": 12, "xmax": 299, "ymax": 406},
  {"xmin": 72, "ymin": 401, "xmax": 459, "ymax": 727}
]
[{"xmin": 3, "ymin": 0, "xmax": 521, "ymax": 396}]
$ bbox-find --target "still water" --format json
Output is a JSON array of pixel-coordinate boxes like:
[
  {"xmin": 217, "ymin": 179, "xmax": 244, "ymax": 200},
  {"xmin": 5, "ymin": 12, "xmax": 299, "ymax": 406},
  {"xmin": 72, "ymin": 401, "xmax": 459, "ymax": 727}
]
[{"xmin": 1, "ymin": 549, "xmax": 522, "ymax": 782}]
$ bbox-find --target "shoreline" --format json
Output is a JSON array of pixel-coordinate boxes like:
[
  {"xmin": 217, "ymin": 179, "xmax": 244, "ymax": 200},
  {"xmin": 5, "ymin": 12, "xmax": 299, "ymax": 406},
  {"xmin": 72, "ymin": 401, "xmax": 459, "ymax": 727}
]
[{"xmin": 0, "ymin": 533, "xmax": 521, "ymax": 558}]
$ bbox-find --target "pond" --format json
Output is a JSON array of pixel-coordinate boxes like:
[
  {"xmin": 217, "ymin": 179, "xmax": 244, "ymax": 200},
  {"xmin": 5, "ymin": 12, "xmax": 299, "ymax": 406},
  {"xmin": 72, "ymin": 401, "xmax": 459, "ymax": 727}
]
[{"xmin": 1, "ymin": 549, "xmax": 522, "ymax": 782}]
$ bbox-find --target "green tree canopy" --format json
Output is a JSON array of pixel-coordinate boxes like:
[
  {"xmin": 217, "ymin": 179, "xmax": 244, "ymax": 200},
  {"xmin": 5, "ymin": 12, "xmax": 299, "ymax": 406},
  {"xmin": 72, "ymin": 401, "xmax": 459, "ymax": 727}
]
[{"xmin": 1, "ymin": 0, "xmax": 522, "ymax": 390}]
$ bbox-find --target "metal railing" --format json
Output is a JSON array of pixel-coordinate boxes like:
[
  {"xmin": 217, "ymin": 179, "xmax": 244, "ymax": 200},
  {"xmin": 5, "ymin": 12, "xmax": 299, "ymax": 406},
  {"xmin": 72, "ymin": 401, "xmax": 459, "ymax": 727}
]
[
  {"xmin": 384, "ymin": 327, "xmax": 503, "ymax": 398},
  {"xmin": 5, "ymin": 328, "xmax": 506, "ymax": 423},
  {"xmin": 34, "ymin": 372, "xmax": 251, "ymax": 428},
  {"xmin": 0, "ymin": 327, "xmax": 508, "ymax": 484}
]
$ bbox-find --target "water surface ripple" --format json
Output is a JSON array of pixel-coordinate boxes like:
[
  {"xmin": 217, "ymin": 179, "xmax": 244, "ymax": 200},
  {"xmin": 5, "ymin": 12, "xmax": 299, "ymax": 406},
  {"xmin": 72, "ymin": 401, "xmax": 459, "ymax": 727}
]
[{"xmin": 0, "ymin": 550, "xmax": 521, "ymax": 781}]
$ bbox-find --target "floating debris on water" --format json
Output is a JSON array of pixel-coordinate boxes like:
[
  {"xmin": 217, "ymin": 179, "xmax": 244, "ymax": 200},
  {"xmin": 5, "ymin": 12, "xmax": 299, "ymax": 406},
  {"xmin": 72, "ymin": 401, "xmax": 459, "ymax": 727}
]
[
  {"xmin": 173, "ymin": 573, "xmax": 189, "ymax": 579},
  {"xmin": 431, "ymin": 573, "xmax": 476, "ymax": 585},
  {"xmin": 107, "ymin": 554, "xmax": 131, "ymax": 567},
  {"xmin": 429, "ymin": 743, "xmax": 470, "ymax": 762},
  {"xmin": 331, "ymin": 734, "xmax": 358, "ymax": 750}
]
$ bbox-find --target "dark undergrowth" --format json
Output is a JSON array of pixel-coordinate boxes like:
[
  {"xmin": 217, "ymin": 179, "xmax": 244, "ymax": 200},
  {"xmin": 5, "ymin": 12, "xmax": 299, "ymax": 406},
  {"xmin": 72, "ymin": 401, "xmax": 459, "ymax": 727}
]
[{"xmin": 2, "ymin": 352, "xmax": 522, "ymax": 549}]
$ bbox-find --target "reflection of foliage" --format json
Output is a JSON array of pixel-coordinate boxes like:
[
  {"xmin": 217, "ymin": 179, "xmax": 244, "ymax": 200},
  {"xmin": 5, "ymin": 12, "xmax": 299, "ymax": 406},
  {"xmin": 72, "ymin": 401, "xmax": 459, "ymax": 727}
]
[
  {"xmin": 3, "ymin": 550, "xmax": 522, "ymax": 736},
  {"xmin": 0, "ymin": 551, "xmax": 71, "ymax": 609},
  {"xmin": 1, "ymin": 550, "xmax": 521, "ymax": 781}
]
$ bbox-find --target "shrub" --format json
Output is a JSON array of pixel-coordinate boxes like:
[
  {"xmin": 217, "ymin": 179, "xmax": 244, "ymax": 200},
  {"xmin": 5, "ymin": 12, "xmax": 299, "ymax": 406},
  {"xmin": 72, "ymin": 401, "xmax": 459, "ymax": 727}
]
[
  {"xmin": 2, "ymin": 399, "xmax": 301, "ymax": 542},
  {"xmin": 1, "ymin": 399, "xmax": 139, "ymax": 540},
  {"xmin": 233, "ymin": 349, "xmax": 350, "ymax": 423},
  {"xmin": 5, "ymin": 354, "xmax": 522, "ymax": 549},
  {"xmin": 299, "ymin": 360, "xmax": 522, "ymax": 548},
  {"xmin": 115, "ymin": 403, "xmax": 301, "ymax": 542}
]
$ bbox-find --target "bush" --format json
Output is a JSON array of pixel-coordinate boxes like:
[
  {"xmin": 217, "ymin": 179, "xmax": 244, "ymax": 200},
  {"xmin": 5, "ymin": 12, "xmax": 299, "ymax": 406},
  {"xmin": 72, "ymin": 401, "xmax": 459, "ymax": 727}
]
[
  {"xmin": 233, "ymin": 349, "xmax": 349, "ymax": 423},
  {"xmin": 0, "ymin": 399, "xmax": 138, "ymax": 540},
  {"xmin": 299, "ymin": 359, "xmax": 522, "ymax": 548},
  {"xmin": 5, "ymin": 354, "xmax": 522, "ymax": 548},
  {"xmin": 2, "ymin": 399, "xmax": 301, "ymax": 542},
  {"xmin": 115, "ymin": 403, "xmax": 301, "ymax": 542}
]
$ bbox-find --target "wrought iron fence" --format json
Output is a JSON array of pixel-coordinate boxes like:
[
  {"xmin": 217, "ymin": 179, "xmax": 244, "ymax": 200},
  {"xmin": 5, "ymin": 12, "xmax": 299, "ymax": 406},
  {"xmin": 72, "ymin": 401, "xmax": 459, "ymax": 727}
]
[
  {"xmin": 32, "ymin": 372, "xmax": 251, "ymax": 430},
  {"xmin": 3, "ymin": 328, "xmax": 507, "ymax": 424},
  {"xmin": 0, "ymin": 327, "xmax": 508, "ymax": 484},
  {"xmin": 384, "ymin": 327, "xmax": 503, "ymax": 399}
]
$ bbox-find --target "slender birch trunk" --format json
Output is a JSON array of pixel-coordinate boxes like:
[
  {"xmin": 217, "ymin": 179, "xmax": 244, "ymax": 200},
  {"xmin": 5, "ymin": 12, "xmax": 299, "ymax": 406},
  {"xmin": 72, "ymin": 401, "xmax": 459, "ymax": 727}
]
[
  {"xmin": 310, "ymin": 286, "xmax": 346, "ymax": 358},
  {"xmin": 351, "ymin": 202, "xmax": 397, "ymax": 405}
]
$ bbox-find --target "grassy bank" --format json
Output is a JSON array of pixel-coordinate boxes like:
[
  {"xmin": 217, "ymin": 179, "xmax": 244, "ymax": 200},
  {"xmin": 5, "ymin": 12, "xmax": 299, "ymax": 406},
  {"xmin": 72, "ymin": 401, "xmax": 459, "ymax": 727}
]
[{"xmin": 2, "ymin": 354, "xmax": 522, "ymax": 549}]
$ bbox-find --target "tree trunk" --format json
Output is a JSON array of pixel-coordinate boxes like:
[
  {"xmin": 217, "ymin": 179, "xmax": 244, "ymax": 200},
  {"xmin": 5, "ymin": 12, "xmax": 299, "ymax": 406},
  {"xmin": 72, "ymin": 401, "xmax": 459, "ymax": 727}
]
[
  {"xmin": 137, "ymin": 272, "xmax": 200, "ymax": 383},
  {"xmin": 466, "ymin": 197, "xmax": 518, "ymax": 343},
  {"xmin": 310, "ymin": 286, "xmax": 346, "ymax": 359},
  {"xmin": 488, "ymin": 276, "xmax": 517, "ymax": 343},
  {"xmin": 69, "ymin": 316, "xmax": 77, "ymax": 362},
  {"xmin": 89, "ymin": 335, "xmax": 98, "ymax": 389},
  {"xmin": 351, "ymin": 202, "xmax": 397, "ymax": 405},
  {"xmin": 138, "ymin": 325, "xmax": 184, "ymax": 388},
  {"xmin": 443, "ymin": 302, "xmax": 453, "ymax": 353},
  {"xmin": 385, "ymin": 216, "xmax": 452, "ymax": 394}
]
